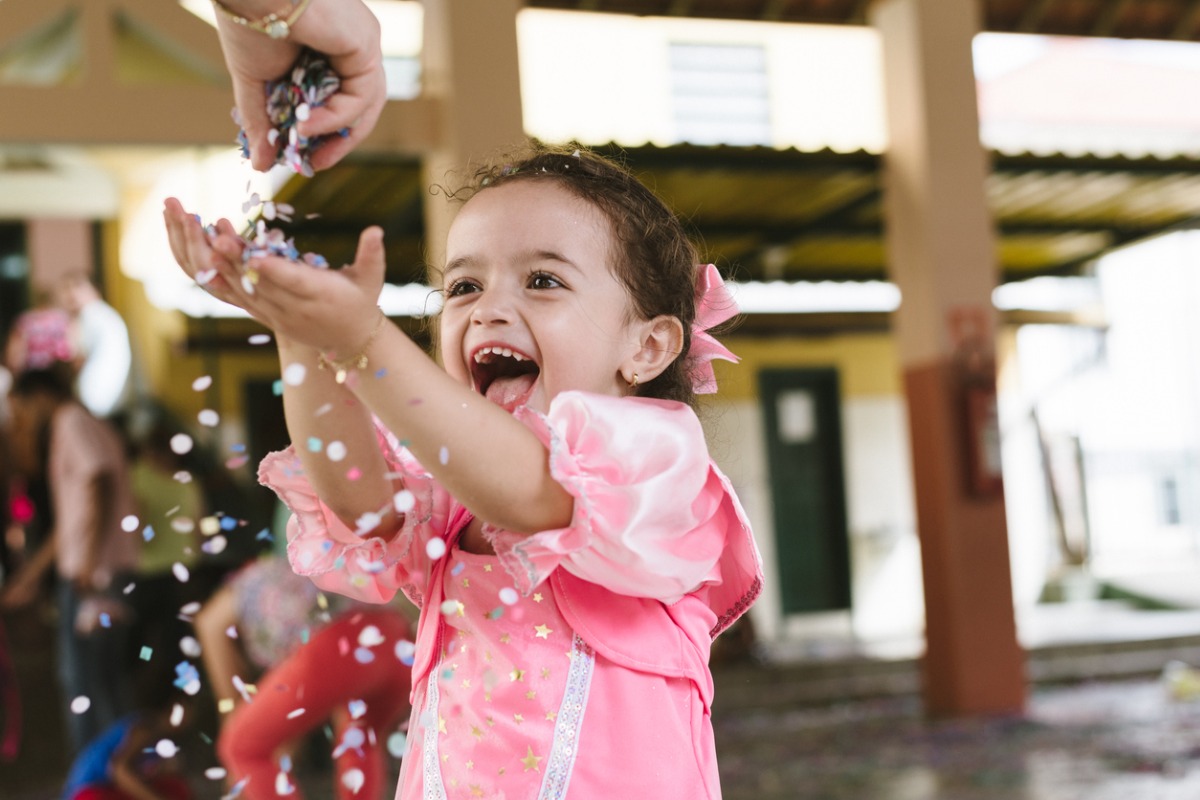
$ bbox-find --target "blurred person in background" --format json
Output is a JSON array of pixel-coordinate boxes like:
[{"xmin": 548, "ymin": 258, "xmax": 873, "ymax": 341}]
[
  {"xmin": 1, "ymin": 368, "xmax": 140, "ymax": 753},
  {"xmin": 194, "ymin": 556, "xmax": 412, "ymax": 799},
  {"xmin": 51, "ymin": 268, "xmax": 136, "ymax": 421}
]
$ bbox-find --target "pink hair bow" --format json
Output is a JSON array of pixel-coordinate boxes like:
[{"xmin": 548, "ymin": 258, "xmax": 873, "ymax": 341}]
[{"xmin": 689, "ymin": 263, "xmax": 740, "ymax": 394}]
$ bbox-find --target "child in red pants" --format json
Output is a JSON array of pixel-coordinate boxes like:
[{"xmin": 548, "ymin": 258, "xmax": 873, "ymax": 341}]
[{"xmin": 215, "ymin": 607, "xmax": 412, "ymax": 799}]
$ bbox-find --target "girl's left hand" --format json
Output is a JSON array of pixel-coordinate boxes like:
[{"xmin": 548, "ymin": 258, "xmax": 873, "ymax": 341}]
[{"xmin": 163, "ymin": 197, "xmax": 387, "ymax": 356}]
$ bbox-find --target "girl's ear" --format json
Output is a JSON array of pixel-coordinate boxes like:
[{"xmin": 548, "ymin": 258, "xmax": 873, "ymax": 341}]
[{"xmin": 623, "ymin": 315, "xmax": 685, "ymax": 386}]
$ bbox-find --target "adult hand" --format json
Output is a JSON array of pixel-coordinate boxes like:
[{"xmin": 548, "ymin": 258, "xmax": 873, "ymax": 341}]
[
  {"xmin": 162, "ymin": 198, "xmax": 387, "ymax": 356},
  {"xmin": 215, "ymin": 0, "xmax": 388, "ymax": 171}
]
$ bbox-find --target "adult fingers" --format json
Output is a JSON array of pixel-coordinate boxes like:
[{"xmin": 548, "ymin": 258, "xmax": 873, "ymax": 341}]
[{"xmin": 230, "ymin": 76, "xmax": 281, "ymax": 172}]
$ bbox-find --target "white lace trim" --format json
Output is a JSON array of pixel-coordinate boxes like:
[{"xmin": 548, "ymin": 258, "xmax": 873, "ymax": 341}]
[
  {"xmin": 537, "ymin": 635, "xmax": 595, "ymax": 799},
  {"xmin": 421, "ymin": 667, "xmax": 447, "ymax": 800}
]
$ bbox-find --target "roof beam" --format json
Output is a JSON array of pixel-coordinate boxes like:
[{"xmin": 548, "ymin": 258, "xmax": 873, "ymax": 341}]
[
  {"xmin": 0, "ymin": 1, "xmax": 74, "ymax": 53},
  {"xmin": 1172, "ymin": 0, "xmax": 1200, "ymax": 38},
  {"xmin": 1091, "ymin": 0, "xmax": 1132, "ymax": 37},
  {"xmin": 1016, "ymin": 0, "xmax": 1058, "ymax": 33}
]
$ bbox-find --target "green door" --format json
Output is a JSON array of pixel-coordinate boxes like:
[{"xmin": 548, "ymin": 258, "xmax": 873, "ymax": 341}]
[{"xmin": 759, "ymin": 368, "xmax": 852, "ymax": 615}]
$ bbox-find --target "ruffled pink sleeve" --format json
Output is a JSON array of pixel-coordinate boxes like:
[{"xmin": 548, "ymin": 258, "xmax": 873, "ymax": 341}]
[
  {"xmin": 258, "ymin": 424, "xmax": 453, "ymax": 607},
  {"xmin": 485, "ymin": 391, "xmax": 729, "ymax": 604}
]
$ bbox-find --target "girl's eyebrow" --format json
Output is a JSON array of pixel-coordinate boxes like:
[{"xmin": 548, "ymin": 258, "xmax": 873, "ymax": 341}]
[
  {"xmin": 526, "ymin": 249, "xmax": 581, "ymax": 273},
  {"xmin": 443, "ymin": 256, "xmax": 474, "ymax": 276}
]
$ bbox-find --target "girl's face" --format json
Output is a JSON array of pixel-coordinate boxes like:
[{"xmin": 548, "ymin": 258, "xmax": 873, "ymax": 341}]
[{"xmin": 440, "ymin": 181, "xmax": 644, "ymax": 414}]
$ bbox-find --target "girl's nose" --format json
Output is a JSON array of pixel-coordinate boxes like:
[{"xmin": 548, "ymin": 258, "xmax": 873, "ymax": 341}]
[{"xmin": 469, "ymin": 287, "xmax": 516, "ymax": 326}]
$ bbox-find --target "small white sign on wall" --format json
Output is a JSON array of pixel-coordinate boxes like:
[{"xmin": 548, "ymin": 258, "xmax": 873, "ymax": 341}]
[{"xmin": 777, "ymin": 389, "xmax": 816, "ymax": 443}]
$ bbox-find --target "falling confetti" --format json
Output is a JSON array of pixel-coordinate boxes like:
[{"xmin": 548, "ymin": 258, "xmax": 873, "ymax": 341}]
[
  {"xmin": 70, "ymin": 696, "xmax": 91, "ymax": 714},
  {"xmin": 426, "ymin": 538, "xmax": 447, "ymax": 560},
  {"xmin": 121, "ymin": 515, "xmax": 139, "ymax": 532},
  {"xmin": 358, "ymin": 625, "xmax": 385, "ymax": 647},
  {"xmin": 192, "ymin": 375, "xmax": 213, "ymax": 391},
  {"xmin": 499, "ymin": 587, "xmax": 519, "ymax": 606},
  {"xmin": 283, "ymin": 362, "xmax": 307, "ymax": 385},
  {"xmin": 198, "ymin": 409, "xmax": 220, "ymax": 427},
  {"xmin": 327, "ymin": 441, "xmax": 347, "ymax": 461},
  {"xmin": 342, "ymin": 769, "xmax": 365, "ymax": 794},
  {"xmin": 394, "ymin": 489, "xmax": 415, "ymax": 512},
  {"xmin": 169, "ymin": 434, "xmax": 193, "ymax": 455},
  {"xmin": 155, "ymin": 739, "xmax": 179, "ymax": 758}
]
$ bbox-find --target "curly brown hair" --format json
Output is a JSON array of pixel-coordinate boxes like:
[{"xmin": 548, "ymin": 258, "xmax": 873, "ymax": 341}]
[{"xmin": 447, "ymin": 143, "xmax": 703, "ymax": 407}]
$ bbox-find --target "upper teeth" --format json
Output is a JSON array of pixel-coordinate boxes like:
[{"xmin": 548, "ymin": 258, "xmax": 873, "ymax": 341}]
[{"xmin": 474, "ymin": 346, "xmax": 527, "ymax": 362}]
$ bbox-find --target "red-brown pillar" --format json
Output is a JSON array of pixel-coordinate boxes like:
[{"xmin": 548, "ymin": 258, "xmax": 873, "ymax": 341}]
[{"xmin": 870, "ymin": 0, "xmax": 1026, "ymax": 716}]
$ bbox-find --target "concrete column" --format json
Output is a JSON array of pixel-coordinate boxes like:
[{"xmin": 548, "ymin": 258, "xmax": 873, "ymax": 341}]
[
  {"xmin": 420, "ymin": 0, "xmax": 525, "ymax": 273},
  {"xmin": 870, "ymin": 0, "xmax": 1026, "ymax": 715}
]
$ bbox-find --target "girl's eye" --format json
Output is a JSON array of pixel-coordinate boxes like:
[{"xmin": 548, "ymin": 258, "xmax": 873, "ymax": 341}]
[
  {"xmin": 446, "ymin": 279, "xmax": 480, "ymax": 297},
  {"xmin": 528, "ymin": 272, "xmax": 562, "ymax": 290}
]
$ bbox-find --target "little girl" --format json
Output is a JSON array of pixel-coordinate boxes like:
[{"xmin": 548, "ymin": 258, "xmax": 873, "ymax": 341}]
[{"xmin": 163, "ymin": 144, "xmax": 763, "ymax": 798}]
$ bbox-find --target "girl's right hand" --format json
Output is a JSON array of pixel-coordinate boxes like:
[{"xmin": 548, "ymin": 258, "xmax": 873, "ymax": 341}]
[
  {"xmin": 162, "ymin": 198, "xmax": 260, "ymax": 320},
  {"xmin": 162, "ymin": 197, "xmax": 387, "ymax": 357}
]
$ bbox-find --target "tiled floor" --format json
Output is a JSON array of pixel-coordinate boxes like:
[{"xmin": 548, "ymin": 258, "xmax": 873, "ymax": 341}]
[
  {"xmin": 6, "ymin": 599, "xmax": 1200, "ymax": 800},
  {"xmin": 714, "ymin": 677, "xmax": 1200, "ymax": 800}
]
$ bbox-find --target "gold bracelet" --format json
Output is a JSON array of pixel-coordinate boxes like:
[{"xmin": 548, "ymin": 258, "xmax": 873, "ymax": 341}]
[
  {"xmin": 211, "ymin": 0, "xmax": 313, "ymax": 40},
  {"xmin": 317, "ymin": 308, "xmax": 387, "ymax": 384}
]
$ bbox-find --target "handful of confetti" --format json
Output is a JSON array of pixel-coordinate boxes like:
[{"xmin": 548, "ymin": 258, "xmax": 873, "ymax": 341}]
[
  {"xmin": 196, "ymin": 210, "xmax": 329, "ymax": 295},
  {"xmin": 235, "ymin": 47, "xmax": 348, "ymax": 177}
]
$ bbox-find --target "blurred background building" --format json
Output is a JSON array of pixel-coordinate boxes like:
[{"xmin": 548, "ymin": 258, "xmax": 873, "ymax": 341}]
[{"xmin": 5, "ymin": 0, "xmax": 1200, "ymax": 737}]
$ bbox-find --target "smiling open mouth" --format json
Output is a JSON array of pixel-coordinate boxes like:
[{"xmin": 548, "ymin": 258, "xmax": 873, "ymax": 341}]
[{"xmin": 471, "ymin": 346, "xmax": 540, "ymax": 411}]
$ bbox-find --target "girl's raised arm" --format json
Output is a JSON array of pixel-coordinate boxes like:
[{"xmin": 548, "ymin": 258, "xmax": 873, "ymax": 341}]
[
  {"xmin": 328, "ymin": 323, "xmax": 575, "ymax": 536},
  {"xmin": 274, "ymin": 337, "xmax": 401, "ymax": 536}
]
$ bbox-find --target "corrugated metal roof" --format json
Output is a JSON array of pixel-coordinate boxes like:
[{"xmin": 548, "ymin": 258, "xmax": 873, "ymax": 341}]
[
  {"xmin": 274, "ymin": 142, "xmax": 1200, "ymax": 287},
  {"xmin": 526, "ymin": 0, "xmax": 1200, "ymax": 42}
]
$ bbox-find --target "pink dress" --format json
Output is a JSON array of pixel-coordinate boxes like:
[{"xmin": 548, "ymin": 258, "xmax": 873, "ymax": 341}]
[{"xmin": 260, "ymin": 391, "xmax": 763, "ymax": 799}]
